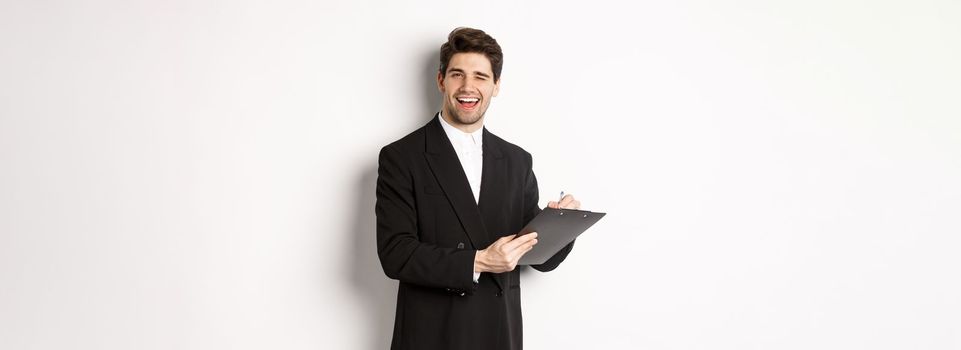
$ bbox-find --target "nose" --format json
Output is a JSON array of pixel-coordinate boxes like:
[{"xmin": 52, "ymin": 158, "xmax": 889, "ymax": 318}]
[{"xmin": 459, "ymin": 79, "xmax": 476, "ymax": 93}]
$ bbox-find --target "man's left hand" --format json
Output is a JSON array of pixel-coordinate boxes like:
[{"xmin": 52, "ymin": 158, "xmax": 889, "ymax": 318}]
[{"xmin": 547, "ymin": 194, "xmax": 581, "ymax": 210}]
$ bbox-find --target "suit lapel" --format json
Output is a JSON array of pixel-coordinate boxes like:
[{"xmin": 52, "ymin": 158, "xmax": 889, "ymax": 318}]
[
  {"xmin": 477, "ymin": 128, "xmax": 509, "ymax": 291},
  {"xmin": 477, "ymin": 128, "xmax": 505, "ymax": 231},
  {"xmin": 423, "ymin": 115, "xmax": 492, "ymax": 250}
]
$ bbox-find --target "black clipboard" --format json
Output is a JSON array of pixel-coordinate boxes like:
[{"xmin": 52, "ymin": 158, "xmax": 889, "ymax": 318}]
[{"xmin": 518, "ymin": 208, "xmax": 606, "ymax": 265}]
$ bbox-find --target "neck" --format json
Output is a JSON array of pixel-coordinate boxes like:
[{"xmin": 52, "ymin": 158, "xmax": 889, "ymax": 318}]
[{"xmin": 440, "ymin": 110, "xmax": 484, "ymax": 133}]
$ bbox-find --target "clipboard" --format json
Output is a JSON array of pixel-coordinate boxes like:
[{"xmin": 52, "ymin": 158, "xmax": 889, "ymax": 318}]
[{"xmin": 518, "ymin": 208, "xmax": 606, "ymax": 265}]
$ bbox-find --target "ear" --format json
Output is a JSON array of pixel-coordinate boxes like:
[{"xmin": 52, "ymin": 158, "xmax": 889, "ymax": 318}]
[
  {"xmin": 436, "ymin": 71, "xmax": 445, "ymax": 93},
  {"xmin": 493, "ymin": 77, "xmax": 500, "ymax": 97}
]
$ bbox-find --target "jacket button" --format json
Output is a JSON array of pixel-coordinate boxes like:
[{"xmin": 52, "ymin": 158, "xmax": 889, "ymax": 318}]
[
  {"xmin": 457, "ymin": 242, "xmax": 465, "ymax": 249},
  {"xmin": 460, "ymin": 292, "xmax": 466, "ymax": 297},
  {"xmin": 495, "ymin": 291, "xmax": 503, "ymax": 297}
]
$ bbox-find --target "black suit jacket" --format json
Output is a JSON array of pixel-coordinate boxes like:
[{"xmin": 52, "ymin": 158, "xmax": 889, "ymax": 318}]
[{"xmin": 376, "ymin": 115, "xmax": 574, "ymax": 350}]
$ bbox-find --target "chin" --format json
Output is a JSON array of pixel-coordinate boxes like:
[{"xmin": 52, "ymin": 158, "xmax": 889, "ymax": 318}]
[
  {"xmin": 456, "ymin": 115, "xmax": 483, "ymax": 126},
  {"xmin": 447, "ymin": 109, "xmax": 483, "ymax": 126}
]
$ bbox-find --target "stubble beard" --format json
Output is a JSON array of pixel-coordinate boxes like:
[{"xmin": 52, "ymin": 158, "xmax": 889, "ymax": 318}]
[{"xmin": 444, "ymin": 101, "xmax": 487, "ymax": 128}]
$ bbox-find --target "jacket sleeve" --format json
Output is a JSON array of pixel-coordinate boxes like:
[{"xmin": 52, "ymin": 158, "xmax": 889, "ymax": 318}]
[
  {"xmin": 522, "ymin": 152, "xmax": 575, "ymax": 272},
  {"xmin": 375, "ymin": 145, "xmax": 477, "ymax": 292}
]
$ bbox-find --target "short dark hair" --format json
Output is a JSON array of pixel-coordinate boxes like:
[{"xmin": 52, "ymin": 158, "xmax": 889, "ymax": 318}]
[{"xmin": 439, "ymin": 27, "xmax": 503, "ymax": 82}]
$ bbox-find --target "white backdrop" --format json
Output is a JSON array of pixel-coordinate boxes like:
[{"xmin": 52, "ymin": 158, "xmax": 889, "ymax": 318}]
[{"xmin": 2, "ymin": 1, "xmax": 960, "ymax": 349}]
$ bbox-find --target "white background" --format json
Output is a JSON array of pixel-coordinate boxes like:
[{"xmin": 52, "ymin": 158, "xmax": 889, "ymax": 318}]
[{"xmin": 2, "ymin": 1, "xmax": 960, "ymax": 349}]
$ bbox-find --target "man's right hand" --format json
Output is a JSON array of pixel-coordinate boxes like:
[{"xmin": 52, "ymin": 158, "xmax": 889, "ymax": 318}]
[{"xmin": 473, "ymin": 232, "xmax": 538, "ymax": 274}]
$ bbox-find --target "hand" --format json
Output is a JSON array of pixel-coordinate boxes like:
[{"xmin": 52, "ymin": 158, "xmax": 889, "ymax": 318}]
[
  {"xmin": 474, "ymin": 232, "xmax": 538, "ymax": 273},
  {"xmin": 547, "ymin": 193, "xmax": 581, "ymax": 209}
]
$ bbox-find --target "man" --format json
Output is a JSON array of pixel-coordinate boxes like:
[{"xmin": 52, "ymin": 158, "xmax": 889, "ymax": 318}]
[{"xmin": 375, "ymin": 27, "xmax": 581, "ymax": 350}]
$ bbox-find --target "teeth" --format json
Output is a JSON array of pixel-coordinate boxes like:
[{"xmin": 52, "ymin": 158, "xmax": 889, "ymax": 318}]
[{"xmin": 457, "ymin": 97, "xmax": 479, "ymax": 103}]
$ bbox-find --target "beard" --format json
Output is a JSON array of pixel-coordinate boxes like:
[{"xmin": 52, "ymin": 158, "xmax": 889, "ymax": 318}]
[{"xmin": 444, "ymin": 100, "xmax": 487, "ymax": 127}]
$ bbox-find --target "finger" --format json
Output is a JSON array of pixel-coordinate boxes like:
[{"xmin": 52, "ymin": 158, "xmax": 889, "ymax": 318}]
[
  {"xmin": 571, "ymin": 200, "xmax": 581, "ymax": 209},
  {"xmin": 510, "ymin": 238, "xmax": 538, "ymax": 260},
  {"xmin": 559, "ymin": 194, "xmax": 575, "ymax": 207},
  {"xmin": 489, "ymin": 234, "xmax": 515, "ymax": 249},
  {"xmin": 547, "ymin": 201, "xmax": 558, "ymax": 209},
  {"xmin": 498, "ymin": 235, "xmax": 527, "ymax": 254},
  {"xmin": 503, "ymin": 232, "xmax": 538, "ymax": 251},
  {"xmin": 524, "ymin": 238, "xmax": 538, "ymax": 249}
]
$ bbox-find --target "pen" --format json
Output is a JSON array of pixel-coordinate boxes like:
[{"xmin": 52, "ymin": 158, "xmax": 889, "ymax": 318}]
[{"xmin": 559, "ymin": 191, "xmax": 564, "ymax": 206}]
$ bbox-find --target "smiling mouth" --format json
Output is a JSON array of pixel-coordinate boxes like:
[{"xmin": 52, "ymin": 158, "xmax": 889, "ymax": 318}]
[{"xmin": 456, "ymin": 97, "xmax": 480, "ymax": 109}]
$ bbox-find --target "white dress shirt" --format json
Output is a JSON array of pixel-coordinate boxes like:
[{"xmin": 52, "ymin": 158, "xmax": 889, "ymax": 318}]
[
  {"xmin": 438, "ymin": 112, "xmax": 484, "ymax": 283},
  {"xmin": 438, "ymin": 112, "xmax": 483, "ymax": 203}
]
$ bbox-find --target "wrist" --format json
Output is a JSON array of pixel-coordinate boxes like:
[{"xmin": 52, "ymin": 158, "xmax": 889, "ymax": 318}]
[{"xmin": 473, "ymin": 250, "xmax": 489, "ymax": 273}]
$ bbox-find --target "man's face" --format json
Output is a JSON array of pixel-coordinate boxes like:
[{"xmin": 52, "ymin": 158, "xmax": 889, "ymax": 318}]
[{"xmin": 437, "ymin": 52, "xmax": 500, "ymax": 129}]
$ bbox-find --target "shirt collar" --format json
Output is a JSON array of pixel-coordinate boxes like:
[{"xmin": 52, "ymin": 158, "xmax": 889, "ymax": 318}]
[{"xmin": 438, "ymin": 111, "xmax": 483, "ymax": 149}]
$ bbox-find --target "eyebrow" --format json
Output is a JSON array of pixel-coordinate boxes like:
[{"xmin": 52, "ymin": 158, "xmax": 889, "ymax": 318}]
[{"xmin": 447, "ymin": 67, "xmax": 492, "ymax": 78}]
